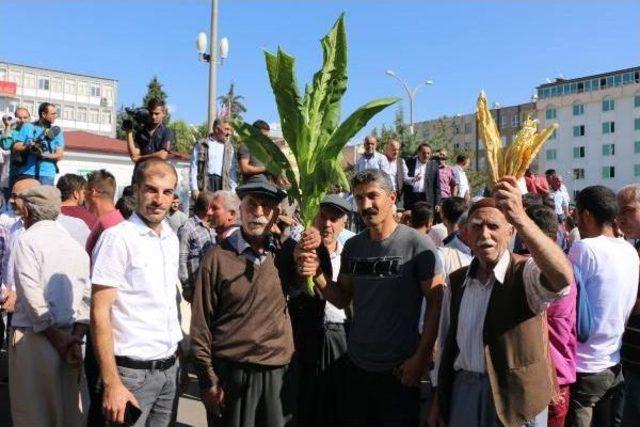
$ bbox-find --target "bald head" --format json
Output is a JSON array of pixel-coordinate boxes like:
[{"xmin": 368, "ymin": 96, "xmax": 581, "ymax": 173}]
[{"xmin": 13, "ymin": 178, "xmax": 40, "ymax": 195}]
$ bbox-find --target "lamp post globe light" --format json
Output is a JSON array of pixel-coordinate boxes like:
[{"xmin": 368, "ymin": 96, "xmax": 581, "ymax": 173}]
[{"xmin": 386, "ymin": 69, "xmax": 433, "ymax": 135}]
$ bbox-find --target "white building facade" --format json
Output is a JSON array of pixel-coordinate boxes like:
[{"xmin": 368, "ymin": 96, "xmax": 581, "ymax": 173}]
[
  {"xmin": 537, "ymin": 67, "xmax": 640, "ymax": 199},
  {"xmin": 0, "ymin": 62, "xmax": 118, "ymax": 137}
]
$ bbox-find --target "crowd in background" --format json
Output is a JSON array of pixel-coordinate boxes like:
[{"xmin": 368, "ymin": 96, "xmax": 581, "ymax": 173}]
[{"xmin": 0, "ymin": 100, "xmax": 639, "ymax": 427}]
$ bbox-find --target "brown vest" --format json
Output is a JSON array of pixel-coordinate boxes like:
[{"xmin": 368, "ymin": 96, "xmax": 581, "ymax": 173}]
[{"xmin": 437, "ymin": 253, "xmax": 553, "ymax": 427}]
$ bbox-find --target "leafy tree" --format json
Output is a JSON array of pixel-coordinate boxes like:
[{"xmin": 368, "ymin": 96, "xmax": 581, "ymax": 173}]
[
  {"xmin": 142, "ymin": 76, "xmax": 170, "ymax": 122},
  {"xmin": 218, "ymin": 83, "xmax": 247, "ymax": 121},
  {"xmin": 168, "ymin": 120, "xmax": 197, "ymax": 154}
]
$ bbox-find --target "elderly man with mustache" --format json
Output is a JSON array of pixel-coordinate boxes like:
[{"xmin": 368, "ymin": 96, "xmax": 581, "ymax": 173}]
[
  {"xmin": 430, "ymin": 176, "xmax": 574, "ymax": 427},
  {"xmin": 190, "ymin": 181, "xmax": 299, "ymax": 427}
]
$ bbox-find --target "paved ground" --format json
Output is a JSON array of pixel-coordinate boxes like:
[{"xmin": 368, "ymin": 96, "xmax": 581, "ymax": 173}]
[{"xmin": 0, "ymin": 348, "xmax": 207, "ymax": 427}]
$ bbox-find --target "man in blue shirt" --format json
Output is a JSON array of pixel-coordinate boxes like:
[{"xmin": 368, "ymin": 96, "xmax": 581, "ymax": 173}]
[
  {"xmin": 1, "ymin": 107, "xmax": 32, "ymax": 199},
  {"xmin": 14, "ymin": 102, "xmax": 64, "ymax": 185}
]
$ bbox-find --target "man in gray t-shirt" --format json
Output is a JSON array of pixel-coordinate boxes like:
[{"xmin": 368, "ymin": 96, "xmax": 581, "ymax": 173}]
[{"xmin": 296, "ymin": 168, "xmax": 445, "ymax": 426}]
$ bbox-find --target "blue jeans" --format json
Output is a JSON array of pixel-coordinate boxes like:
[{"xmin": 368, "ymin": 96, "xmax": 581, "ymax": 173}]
[{"xmin": 113, "ymin": 360, "xmax": 179, "ymax": 427}]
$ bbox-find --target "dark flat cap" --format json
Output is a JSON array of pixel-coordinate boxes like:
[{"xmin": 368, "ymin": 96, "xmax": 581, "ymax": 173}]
[
  {"xmin": 235, "ymin": 182, "xmax": 287, "ymax": 203},
  {"xmin": 320, "ymin": 194, "xmax": 352, "ymax": 215}
]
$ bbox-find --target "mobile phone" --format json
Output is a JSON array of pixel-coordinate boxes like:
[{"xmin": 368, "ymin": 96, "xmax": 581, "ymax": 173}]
[{"xmin": 123, "ymin": 401, "xmax": 142, "ymax": 426}]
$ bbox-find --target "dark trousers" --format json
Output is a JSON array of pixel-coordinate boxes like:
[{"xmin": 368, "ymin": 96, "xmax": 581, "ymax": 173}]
[
  {"xmin": 345, "ymin": 359, "xmax": 419, "ymax": 427},
  {"xmin": 623, "ymin": 367, "xmax": 640, "ymax": 427},
  {"xmin": 569, "ymin": 364, "xmax": 625, "ymax": 427},
  {"xmin": 210, "ymin": 359, "xmax": 297, "ymax": 427},
  {"xmin": 404, "ymin": 191, "xmax": 426, "ymax": 212},
  {"xmin": 84, "ymin": 335, "xmax": 105, "ymax": 425},
  {"xmin": 205, "ymin": 174, "xmax": 223, "ymax": 192},
  {"xmin": 297, "ymin": 323, "xmax": 349, "ymax": 427}
]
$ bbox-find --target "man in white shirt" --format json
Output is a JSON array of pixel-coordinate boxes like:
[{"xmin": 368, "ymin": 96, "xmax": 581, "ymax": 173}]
[
  {"xmin": 9, "ymin": 186, "xmax": 91, "ymax": 426},
  {"xmin": 404, "ymin": 143, "xmax": 440, "ymax": 210},
  {"xmin": 384, "ymin": 139, "xmax": 408, "ymax": 197},
  {"xmin": 546, "ymin": 170, "xmax": 570, "ymax": 222},
  {"xmin": 452, "ymin": 154, "xmax": 470, "ymax": 202},
  {"xmin": 355, "ymin": 135, "xmax": 389, "ymax": 173},
  {"xmin": 91, "ymin": 159, "xmax": 183, "ymax": 426},
  {"xmin": 189, "ymin": 117, "xmax": 238, "ymax": 199},
  {"xmin": 568, "ymin": 185, "xmax": 639, "ymax": 426}
]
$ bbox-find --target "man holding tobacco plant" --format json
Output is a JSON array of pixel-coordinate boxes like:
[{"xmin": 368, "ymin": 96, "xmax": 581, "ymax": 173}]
[{"xmin": 296, "ymin": 168, "xmax": 444, "ymax": 426}]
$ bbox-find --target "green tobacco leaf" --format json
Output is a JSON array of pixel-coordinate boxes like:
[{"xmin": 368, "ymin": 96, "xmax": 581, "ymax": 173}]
[
  {"xmin": 323, "ymin": 97, "xmax": 400, "ymax": 159},
  {"xmin": 306, "ymin": 14, "xmax": 348, "ymax": 149},
  {"xmin": 264, "ymin": 49, "xmax": 304, "ymax": 160},
  {"xmin": 233, "ymin": 121, "xmax": 292, "ymax": 179}
]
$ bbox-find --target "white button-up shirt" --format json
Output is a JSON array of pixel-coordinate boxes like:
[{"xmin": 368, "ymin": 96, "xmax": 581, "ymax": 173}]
[
  {"xmin": 189, "ymin": 137, "xmax": 238, "ymax": 191},
  {"xmin": 409, "ymin": 159, "xmax": 428, "ymax": 193},
  {"xmin": 453, "ymin": 165, "xmax": 469, "ymax": 198},
  {"xmin": 355, "ymin": 152, "xmax": 389, "ymax": 173},
  {"xmin": 451, "ymin": 251, "xmax": 568, "ymax": 373},
  {"xmin": 387, "ymin": 157, "xmax": 409, "ymax": 191},
  {"xmin": 325, "ymin": 241, "xmax": 347, "ymax": 324},
  {"xmin": 91, "ymin": 213, "xmax": 183, "ymax": 360}
]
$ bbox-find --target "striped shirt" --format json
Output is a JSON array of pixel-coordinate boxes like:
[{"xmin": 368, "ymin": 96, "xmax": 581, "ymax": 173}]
[{"xmin": 453, "ymin": 250, "xmax": 568, "ymax": 373}]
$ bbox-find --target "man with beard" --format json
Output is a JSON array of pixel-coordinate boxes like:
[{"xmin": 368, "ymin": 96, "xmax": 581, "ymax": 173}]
[
  {"xmin": 290, "ymin": 194, "xmax": 354, "ymax": 427},
  {"xmin": 404, "ymin": 143, "xmax": 440, "ymax": 211},
  {"xmin": 297, "ymin": 168, "xmax": 444, "ymax": 426},
  {"xmin": 190, "ymin": 181, "xmax": 297, "ymax": 427},
  {"xmin": 91, "ymin": 159, "xmax": 183, "ymax": 426}
]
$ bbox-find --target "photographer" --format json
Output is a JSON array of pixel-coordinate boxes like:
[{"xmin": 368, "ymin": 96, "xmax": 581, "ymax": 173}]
[
  {"xmin": 1, "ymin": 107, "xmax": 31, "ymax": 200},
  {"xmin": 14, "ymin": 103, "xmax": 64, "ymax": 186},
  {"xmin": 125, "ymin": 98, "xmax": 173, "ymax": 165}
]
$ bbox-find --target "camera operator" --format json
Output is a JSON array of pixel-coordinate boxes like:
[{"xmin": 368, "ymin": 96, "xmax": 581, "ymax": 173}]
[
  {"xmin": 13, "ymin": 103, "xmax": 64, "ymax": 186},
  {"xmin": 1, "ymin": 107, "xmax": 31, "ymax": 200},
  {"xmin": 125, "ymin": 98, "xmax": 173, "ymax": 165}
]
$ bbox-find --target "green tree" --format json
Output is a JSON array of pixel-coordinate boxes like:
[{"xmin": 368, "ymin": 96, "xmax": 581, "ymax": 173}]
[
  {"xmin": 218, "ymin": 83, "xmax": 247, "ymax": 121},
  {"xmin": 168, "ymin": 120, "xmax": 198, "ymax": 154},
  {"xmin": 426, "ymin": 116, "xmax": 456, "ymax": 152}
]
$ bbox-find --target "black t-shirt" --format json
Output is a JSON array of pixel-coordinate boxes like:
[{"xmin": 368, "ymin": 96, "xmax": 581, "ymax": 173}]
[{"xmin": 134, "ymin": 124, "xmax": 173, "ymax": 156}]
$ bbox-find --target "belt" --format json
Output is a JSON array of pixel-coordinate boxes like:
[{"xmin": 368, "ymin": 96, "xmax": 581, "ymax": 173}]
[{"xmin": 116, "ymin": 353, "xmax": 177, "ymax": 371}]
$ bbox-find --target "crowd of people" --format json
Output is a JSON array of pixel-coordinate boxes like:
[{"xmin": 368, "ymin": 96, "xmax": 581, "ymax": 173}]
[{"xmin": 0, "ymin": 100, "xmax": 639, "ymax": 427}]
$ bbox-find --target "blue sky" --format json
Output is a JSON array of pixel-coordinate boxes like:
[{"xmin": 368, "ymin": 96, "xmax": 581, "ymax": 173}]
[{"xmin": 2, "ymin": 1, "xmax": 639, "ymax": 138}]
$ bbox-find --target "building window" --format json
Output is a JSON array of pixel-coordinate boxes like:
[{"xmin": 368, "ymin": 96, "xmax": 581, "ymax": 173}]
[
  {"xmin": 573, "ymin": 103, "xmax": 584, "ymax": 116},
  {"xmin": 635, "ymin": 141, "xmax": 640, "ymax": 153},
  {"xmin": 499, "ymin": 116, "xmax": 506, "ymax": 129},
  {"xmin": 464, "ymin": 122, "xmax": 471, "ymax": 134},
  {"xmin": 24, "ymin": 74, "xmax": 36, "ymax": 88},
  {"xmin": 546, "ymin": 149, "xmax": 557, "ymax": 161},
  {"xmin": 573, "ymin": 146, "xmax": 585, "ymax": 158},
  {"xmin": 78, "ymin": 82, "xmax": 88, "ymax": 96},
  {"xmin": 511, "ymin": 115, "xmax": 521, "ymax": 128},
  {"xmin": 88, "ymin": 109, "xmax": 99, "ymax": 123},
  {"xmin": 635, "ymin": 165, "xmax": 640, "ymax": 177},
  {"xmin": 37, "ymin": 78, "xmax": 49, "ymax": 90},
  {"xmin": 54, "ymin": 104, "xmax": 61, "ymax": 117},
  {"xmin": 545, "ymin": 108, "xmax": 556, "ymax": 120},
  {"xmin": 104, "ymin": 86, "xmax": 114, "ymax": 100},
  {"xmin": 635, "ymin": 118, "xmax": 640, "ymax": 131},
  {"xmin": 100, "ymin": 110, "xmax": 111, "ymax": 125},
  {"xmin": 77, "ymin": 107, "xmax": 87, "ymax": 122},
  {"xmin": 573, "ymin": 125, "xmax": 585, "ymax": 137},
  {"xmin": 90, "ymin": 84, "xmax": 101, "ymax": 97},
  {"xmin": 635, "ymin": 95, "xmax": 640, "ymax": 108},
  {"xmin": 573, "ymin": 168, "xmax": 585, "ymax": 180},
  {"xmin": 602, "ymin": 166, "xmax": 615, "ymax": 179},
  {"xmin": 65, "ymin": 80, "xmax": 76, "ymax": 95},
  {"xmin": 549, "ymin": 129, "xmax": 557, "ymax": 140},
  {"xmin": 602, "ymin": 121, "xmax": 615, "ymax": 134},
  {"xmin": 63, "ymin": 107, "xmax": 74, "ymax": 121},
  {"xmin": 51, "ymin": 78, "xmax": 63, "ymax": 93},
  {"xmin": 602, "ymin": 143, "xmax": 615, "ymax": 156},
  {"xmin": 8, "ymin": 71, "xmax": 21, "ymax": 86},
  {"xmin": 602, "ymin": 97, "xmax": 615, "ymax": 112}
]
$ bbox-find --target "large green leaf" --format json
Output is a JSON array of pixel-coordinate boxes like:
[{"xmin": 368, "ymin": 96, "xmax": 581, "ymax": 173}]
[
  {"xmin": 264, "ymin": 49, "xmax": 304, "ymax": 160},
  {"xmin": 233, "ymin": 121, "xmax": 291, "ymax": 179},
  {"xmin": 305, "ymin": 14, "xmax": 348, "ymax": 153},
  {"xmin": 322, "ymin": 97, "xmax": 400, "ymax": 159}
]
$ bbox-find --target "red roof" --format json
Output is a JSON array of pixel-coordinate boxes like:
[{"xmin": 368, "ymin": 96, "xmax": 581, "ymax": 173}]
[{"xmin": 64, "ymin": 130, "xmax": 189, "ymax": 160}]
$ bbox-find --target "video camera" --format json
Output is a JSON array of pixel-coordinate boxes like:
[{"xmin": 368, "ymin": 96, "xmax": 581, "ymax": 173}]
[
  {"xmin": 29, "ymin": 126, "xmax": 61, "ymax": 158},
  {"xmin": 122, "ymin": 107, "xmax": 150, "ymax": 132}
]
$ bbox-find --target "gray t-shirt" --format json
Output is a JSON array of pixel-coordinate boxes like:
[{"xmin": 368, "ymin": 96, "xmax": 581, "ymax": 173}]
[
  {"xmin": 237, "ymin": 143, "xmax": 268, "ymax": 183},
  {"xmin": 340, "ymin": 223, "xmax": 443, "ymax": 372}
]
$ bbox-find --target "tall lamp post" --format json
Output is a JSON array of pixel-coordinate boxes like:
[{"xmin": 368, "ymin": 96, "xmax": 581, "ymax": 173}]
[
  {"xmin": 385, "ymin": 69, "xmax": 433, "ymax": 135},
  {"xmin": 196, "ymin": 0, "xmax": 229, "ymax": 134}
]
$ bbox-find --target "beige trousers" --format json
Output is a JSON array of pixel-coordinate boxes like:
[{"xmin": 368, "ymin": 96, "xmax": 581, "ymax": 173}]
[{"xmin": 9, "ymin": 328, "xmax": 89, "ymax": 427}]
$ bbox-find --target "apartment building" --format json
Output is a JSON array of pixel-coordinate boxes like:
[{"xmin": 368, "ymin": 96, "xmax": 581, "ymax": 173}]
[{"xmin": 0, "ymin": 62, "xmax": 118, "ymax": 137}]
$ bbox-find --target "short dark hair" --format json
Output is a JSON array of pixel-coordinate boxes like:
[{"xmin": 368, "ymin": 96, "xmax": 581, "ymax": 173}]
[
  {"xmin": 194, "ymin": 190, "xmax": 215, "ymax": 216},
  {"xmin": 132, "ymin": 158, "xmax": 178, "ymax": 187},
  {"xmin": 456, "ymin": 154, "xmax": 468, "ymax": 164},
  {"xmin": 38, "ymin": 102, "xmax": 55, "ymax": 119},
  {"xmin": 576, "ymin": 185, "xmax": 618, "ymax": 226},
  {"xmin": 410, "ymin": 202, "xmax": 433, "ymax": 228},
  {"xmin": 86, "ymin": 169, "xmax": 116, "ymax": 199},
  {"xmin": 545, "ymin": 169, "xmax": 556, "ymax": 176},
  {"xmin": 116, "ymin": 192, "xmax": 137, "ymax": 219},
  {"xmin": 145, "ymin": 98, "xmax": 165, "ymax": 112},
  {"xmin": 522, "ymin": 193, "xmax": 543, "ymax": 210},
  {"xmin": 416, "ymin": 142, "xmax": 432, "ymax": 152},
  {"xmin": 56, "ymin": 174, "xmax": 87, "ymax": 202},
  {"xmin": 351, "ymin": 168, "xmax": 393, "ymax": 194},
  {"xmin": 252, "ymin": 120, "xmax": 270, "ymax": 131},
  {"xmin": 213, "ymin": 117, "xmax": 231, "ymax": 129},
  {"xmin": 526, "ymin": 205, "xmax": 558, "ymax": 239},
  {"xmin": 441, "ymin": 197, "xmax": 467, "ymax": 224}
]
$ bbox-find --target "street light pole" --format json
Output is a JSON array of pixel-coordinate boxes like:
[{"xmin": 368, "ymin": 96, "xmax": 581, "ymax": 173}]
[
  {"xmin": 385, "ymin": 70, "xmax": 432, "ymax": 135},
  {"xmin": 207, "ymin": 0, "xmax": 219, "ymax": 134}
]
